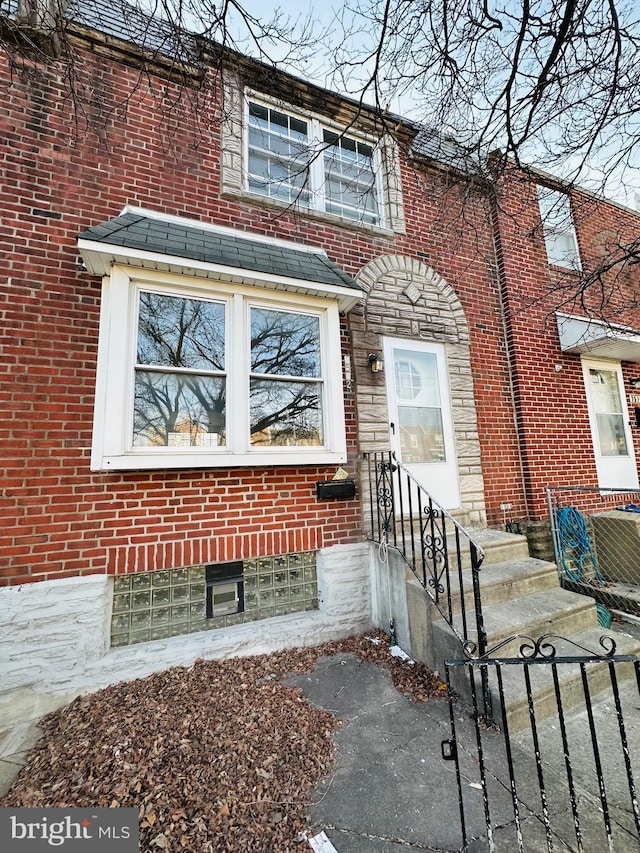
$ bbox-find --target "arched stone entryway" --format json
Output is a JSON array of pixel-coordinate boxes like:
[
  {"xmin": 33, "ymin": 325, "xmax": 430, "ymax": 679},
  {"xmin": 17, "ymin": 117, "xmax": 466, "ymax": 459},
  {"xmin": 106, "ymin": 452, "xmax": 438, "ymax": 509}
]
[{"xmin": 352, "ymin": 254, "xmax": 486, "ymax": 524}]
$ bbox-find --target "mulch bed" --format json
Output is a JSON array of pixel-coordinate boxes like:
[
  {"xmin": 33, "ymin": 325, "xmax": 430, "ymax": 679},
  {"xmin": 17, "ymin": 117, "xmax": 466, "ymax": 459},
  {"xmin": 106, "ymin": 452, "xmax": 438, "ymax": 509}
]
[{"xmin": 1, "ymin": 631, "xmax": 449, "ymax": 852}]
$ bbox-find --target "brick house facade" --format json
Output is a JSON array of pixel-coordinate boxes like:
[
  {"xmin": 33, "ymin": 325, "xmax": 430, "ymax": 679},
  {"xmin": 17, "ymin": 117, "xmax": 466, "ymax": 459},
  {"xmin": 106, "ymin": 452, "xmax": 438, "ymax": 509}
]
[
  {"xmin": 1, "ymin": 2, "xmax": 639, "ymax": 720},
  {"xmin": 493, "ymin": 168, "xmax": 640, "ymax": 522}
]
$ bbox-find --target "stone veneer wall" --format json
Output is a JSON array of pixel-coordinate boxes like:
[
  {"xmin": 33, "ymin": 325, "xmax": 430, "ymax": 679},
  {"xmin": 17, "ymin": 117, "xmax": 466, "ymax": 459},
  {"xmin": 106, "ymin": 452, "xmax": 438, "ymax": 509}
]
[
  {"xmin": 352, "ymin": 255, "xmax": 487, "ymax": 524},
  {"xmin": 0, "ymin": 542, "xmax": 371, "ymax": 730}
]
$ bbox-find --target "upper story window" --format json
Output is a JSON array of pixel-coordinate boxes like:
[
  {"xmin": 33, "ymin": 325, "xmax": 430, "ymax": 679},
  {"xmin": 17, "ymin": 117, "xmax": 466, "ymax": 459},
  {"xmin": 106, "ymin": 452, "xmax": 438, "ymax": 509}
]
[
  {"xmin": 537, "ymin": 187, "xmax": 581, "ymax": 269},
  {"xmin": 246, "ymin": 99, "xmax": 382, "ymax": 226},
  {"xmin": 247, "ymin": 103, "xmax": 311, "ymax": 206}
]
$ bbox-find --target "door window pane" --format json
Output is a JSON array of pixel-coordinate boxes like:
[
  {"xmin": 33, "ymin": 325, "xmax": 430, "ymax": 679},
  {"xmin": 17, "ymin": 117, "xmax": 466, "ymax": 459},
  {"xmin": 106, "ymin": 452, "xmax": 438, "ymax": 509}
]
[
  {"xmin": 394, "ymin": 350, "xmax": 440, "ymax": 406},
  {"xmin": 394, "ymin": 360, "xmax": 422, "ymax": 400},
  {"xmin": 398, "ymin": 407, "xmax": 445, "ymax": 462},
  {"xmin": 595, "ymin": 413, "xmax": 629, "ymax": 457}
]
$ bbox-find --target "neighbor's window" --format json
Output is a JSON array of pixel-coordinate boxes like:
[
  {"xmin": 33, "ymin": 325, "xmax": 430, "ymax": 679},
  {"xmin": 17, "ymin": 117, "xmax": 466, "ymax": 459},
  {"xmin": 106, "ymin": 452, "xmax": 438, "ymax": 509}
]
[
  {"xmin": 246, "ymin": 99, "xmax": 382, "ymax": 225},
  {"xmin": 537, "ymin": 187, "xmax": 581, "ymax": 269},
  {"xmin": 91, "ymin": 269, "xmax": 346, "ymax": 470}
]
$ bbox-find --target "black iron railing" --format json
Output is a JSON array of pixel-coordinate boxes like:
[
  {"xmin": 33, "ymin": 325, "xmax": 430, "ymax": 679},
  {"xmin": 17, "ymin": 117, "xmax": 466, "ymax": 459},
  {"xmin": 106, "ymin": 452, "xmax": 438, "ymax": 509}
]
[{"xmin": 364, "ymin": 451, "xmax": 487, "ymax": 657}]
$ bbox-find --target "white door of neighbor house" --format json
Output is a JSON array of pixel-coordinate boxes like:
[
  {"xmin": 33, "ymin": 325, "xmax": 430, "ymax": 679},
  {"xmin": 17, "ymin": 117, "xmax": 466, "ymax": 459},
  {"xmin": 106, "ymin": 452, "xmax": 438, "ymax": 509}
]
[
  {"xmin": 384, "ymin": 338, "xmax": 460, "ymax": 509},
  {"xmin": 582, "ymin": 359, "xmax": 639, "ymax": 490}
]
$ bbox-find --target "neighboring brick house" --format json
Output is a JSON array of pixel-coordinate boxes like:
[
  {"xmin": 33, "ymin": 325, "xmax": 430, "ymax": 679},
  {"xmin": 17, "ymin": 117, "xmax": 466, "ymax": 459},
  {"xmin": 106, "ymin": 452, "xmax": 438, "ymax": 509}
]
[
  {"xmin": 492, "ymin": 168, "xmax": 640, "ymax": 525},
  {"xmin": 2, "ymin": 0, "xmax": 639, "ymax": 722}
]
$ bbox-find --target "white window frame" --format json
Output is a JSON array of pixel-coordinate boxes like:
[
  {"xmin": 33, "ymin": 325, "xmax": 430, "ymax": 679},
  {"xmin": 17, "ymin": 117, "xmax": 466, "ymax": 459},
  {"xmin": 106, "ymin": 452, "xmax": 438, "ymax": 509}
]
[
  {"xmin": 244, "ymin": 94, "xmax": 386, "ymax": 228},
  {"xmin": 536, "ymin": 186, "xmax": 581, "ymax": 269},
  {"xmin": 91, "ymin": 266, "xmax": 347, "ymax": 471},
  {"xmin": 581, "ymin": 357, "xmax": 639, "ymax": 490}
]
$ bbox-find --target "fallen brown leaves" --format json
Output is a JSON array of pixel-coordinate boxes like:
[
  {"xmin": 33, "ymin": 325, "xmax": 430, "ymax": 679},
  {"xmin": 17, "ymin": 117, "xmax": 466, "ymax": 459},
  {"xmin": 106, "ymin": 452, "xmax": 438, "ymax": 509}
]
[{"xmin": 1, "ymin": 631, "xmax": 449, "ymax": 851}]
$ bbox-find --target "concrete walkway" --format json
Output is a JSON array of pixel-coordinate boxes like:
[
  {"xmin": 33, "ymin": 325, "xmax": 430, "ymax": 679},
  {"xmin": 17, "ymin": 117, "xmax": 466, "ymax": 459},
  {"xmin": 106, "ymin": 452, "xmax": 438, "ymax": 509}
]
[
  {"xmin": 287, "ymin": 642, "xmax": 640, "ymax": 852},
  {"xmin": 3, "ymin": 619, "xmax": 640, "ymax": 851}
]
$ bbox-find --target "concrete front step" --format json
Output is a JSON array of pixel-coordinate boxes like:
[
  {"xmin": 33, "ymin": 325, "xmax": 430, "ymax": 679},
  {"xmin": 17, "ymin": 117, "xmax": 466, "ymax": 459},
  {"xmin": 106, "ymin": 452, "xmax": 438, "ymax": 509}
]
[
  {"xmin": 432, "ymin": 586, "xmax": 599, "ymax": 659},
  {"xmin": 400, "ymin": 527, "xmax": 530, "ymax": 578},
  {"xmin": 421, "ymin": 556, "xmax": 560, "ymax": 616},
  {"xmin": 402, "ymin": 524, "xmax": 640, "ymax": 735},
  {"xmin": 474, "ymin": 587, "xmax": 599, "ymax": 654},
  {"xmin": 471, "ymin": 528, "xmax": 532, "ymax": 565},
  {"xmin": 428, "ymin": 586, "xmax": 598, "ymax": 672}
]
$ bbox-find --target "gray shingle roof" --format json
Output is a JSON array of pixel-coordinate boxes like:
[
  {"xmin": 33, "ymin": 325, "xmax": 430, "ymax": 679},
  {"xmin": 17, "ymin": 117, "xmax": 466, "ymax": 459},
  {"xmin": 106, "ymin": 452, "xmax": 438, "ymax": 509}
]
[
  {"xmin": 78, "ymin": 212, "xmax": 362, "ymax": 292},
  {"xmin": 410, "ymin": 127, "xmax": 481, "ymax": 176},
  {"xmin": 67, "ymin": 0, "xmax": 199, "ymax": 62},
  {"xmin": 2, "ymin": 0, "xmax": 199, "ymax": 61},
  {"xmin": 3, "ymin": 1, "xmax": 480, "ymax": 175}
]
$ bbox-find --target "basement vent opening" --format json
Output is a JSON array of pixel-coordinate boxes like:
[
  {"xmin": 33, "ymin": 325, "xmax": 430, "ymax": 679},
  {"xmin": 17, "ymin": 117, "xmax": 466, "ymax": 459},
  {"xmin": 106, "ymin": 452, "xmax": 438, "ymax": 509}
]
[{"xmin": 206, "ymin": 561, "xmax": 244, "ymax": 618}]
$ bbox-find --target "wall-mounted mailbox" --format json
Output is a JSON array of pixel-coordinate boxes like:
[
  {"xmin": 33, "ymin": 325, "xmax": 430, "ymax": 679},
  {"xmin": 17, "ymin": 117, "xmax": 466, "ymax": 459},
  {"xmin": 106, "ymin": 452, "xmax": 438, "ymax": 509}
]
[{"xmin": 316, "ymin": 479, "xmax": 356, "ymax": 500}]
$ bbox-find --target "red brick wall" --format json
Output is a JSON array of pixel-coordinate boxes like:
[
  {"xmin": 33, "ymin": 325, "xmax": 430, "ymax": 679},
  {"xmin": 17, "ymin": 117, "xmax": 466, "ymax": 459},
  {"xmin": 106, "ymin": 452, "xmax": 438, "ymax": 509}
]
[
  {"xmin": 0, "ymin": 43, "xmax": 526, "ymax": 583},
  {"xmin": 393, "ymin": 171, "xmax": 528, "ymax": 525},
  {"xmin": 494, "ymin": 169, "xmax": 640, "ymax": 518}
]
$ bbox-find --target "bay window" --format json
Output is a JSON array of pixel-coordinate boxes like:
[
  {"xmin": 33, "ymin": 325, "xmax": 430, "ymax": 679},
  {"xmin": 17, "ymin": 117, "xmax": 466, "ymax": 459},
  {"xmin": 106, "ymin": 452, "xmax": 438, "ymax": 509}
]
[{"xmin": 91, "ymin": 266, "xmax": 347, "ymax": 470}]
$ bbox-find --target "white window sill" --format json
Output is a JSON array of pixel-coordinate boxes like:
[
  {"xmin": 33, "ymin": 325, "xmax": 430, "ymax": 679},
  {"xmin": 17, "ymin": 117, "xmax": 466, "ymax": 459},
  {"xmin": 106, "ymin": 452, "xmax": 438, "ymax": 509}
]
[{"xmin": 92, "ymin": 449, "xmax": 348, "ymax": 472}]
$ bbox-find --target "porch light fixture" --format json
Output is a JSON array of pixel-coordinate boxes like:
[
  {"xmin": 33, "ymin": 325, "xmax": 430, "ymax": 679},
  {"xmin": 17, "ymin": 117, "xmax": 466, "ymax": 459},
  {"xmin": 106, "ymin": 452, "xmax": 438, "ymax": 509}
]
[
  {"xmin": 630, "ymin": 377, "xmax": 640, "ymax": 389},
  {"xmin": 368, "ymin": 353, "xmax": 384, "ymax": 373}
]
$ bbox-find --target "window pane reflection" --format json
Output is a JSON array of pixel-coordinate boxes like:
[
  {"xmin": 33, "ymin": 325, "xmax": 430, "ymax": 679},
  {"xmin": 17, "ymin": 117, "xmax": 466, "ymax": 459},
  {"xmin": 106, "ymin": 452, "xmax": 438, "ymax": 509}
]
[
  {"xmin": 133, "ymin": 372, "xmax": 226, "ymax": 447},
  {"xmin": 250, "ymin": 380, "xmax": 323, "ymax": 446},
  {"xmin": 137, "ymin": 292, "xmax": 225, "ymax": 370},
  {"xmin": 251, "ymin": 308, "xmax": 320, "ymax": 377},
  {"xmin": 398, "ymin": 407, "xmax": 445, "ymax": 462},
  {"xmin": 596, "ymin": 413, "xmax": 628, "ymax": 457}
]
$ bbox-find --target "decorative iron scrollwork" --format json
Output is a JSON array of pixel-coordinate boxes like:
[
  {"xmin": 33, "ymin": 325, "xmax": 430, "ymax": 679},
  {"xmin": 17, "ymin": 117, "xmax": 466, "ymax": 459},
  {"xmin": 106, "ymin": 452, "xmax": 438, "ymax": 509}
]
[
  {"xmin": 422, "ymin": 504, "xmax": 447, "ymax": 597},
  {"xmin": 363, "ymin": 450, "xmax": 486, "ymax": 654},
  {"xmin": 463, "ymin": 632, "xmax": 619, "ymax": 662},
  {"xmin": 374, "ymin": 459, "xmax": 395, "ymax": 538}
]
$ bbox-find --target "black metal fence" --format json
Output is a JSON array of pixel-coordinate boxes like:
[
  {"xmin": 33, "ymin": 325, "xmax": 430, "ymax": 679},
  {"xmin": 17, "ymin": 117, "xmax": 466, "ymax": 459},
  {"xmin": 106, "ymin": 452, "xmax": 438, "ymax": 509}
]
[
  {"xmin": 442, "ymin": 634, "xmax": 640, "ymax": 852},
  {"xmin": 363, "ymin": 451, "xmax": 486, "ymax": 655}
]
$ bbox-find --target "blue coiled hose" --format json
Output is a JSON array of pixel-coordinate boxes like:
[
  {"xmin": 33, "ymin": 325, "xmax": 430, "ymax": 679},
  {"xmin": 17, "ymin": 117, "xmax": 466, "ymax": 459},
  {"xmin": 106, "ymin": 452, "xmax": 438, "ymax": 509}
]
[{"xmin": 555, "ymin": 506, "xmax": 604, "ymax": 586}]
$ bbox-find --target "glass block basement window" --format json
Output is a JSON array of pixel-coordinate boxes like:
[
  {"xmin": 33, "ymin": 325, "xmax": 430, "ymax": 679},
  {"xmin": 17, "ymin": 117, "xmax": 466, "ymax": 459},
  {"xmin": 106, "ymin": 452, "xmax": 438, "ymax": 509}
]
[{"xmin": 111, "ymin": 551, "xmax": 318, "ymax": 647}]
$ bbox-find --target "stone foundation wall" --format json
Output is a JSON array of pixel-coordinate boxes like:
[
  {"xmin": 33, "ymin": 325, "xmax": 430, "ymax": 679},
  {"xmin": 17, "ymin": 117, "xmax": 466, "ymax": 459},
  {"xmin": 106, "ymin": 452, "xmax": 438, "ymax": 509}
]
[{"xmin": 0, "ymin": 543, "xmax": 371, "ymax": 730}]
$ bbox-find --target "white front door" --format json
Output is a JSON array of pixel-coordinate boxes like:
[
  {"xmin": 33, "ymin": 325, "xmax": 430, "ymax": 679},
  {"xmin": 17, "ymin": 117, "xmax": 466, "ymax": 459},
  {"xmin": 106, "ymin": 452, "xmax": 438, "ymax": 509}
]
[
  {"xmin": 384, "ymin": 337, "xmax": 460, "ymax": 509},
  {"xmin": 582, "ymin": 358, "xmax": 639, "ymax": 489}
]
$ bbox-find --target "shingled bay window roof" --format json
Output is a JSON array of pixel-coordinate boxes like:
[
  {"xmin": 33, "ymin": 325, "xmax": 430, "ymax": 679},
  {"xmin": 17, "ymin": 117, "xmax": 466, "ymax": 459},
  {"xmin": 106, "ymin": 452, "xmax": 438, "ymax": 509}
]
[{"xmin": 78, "ymin": 208, "xmax": 362, "ymax": 311}]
